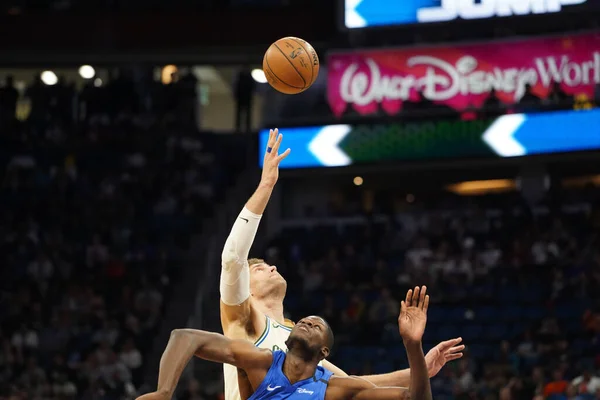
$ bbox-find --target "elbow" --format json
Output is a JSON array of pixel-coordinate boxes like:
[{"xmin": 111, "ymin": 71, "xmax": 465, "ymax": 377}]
[
  {"xmin": 149, "ymin": 388, "xmax": 174, "ymax": 400},
  {"xmin": 221, "ymin": 245, "xmax": 233, "ymax": 265},
  {"xmin": 170, "ymin": 328, "xmax": 188, "ymax": 338},
  {"xmin": 169, "ymin": 329, "xmax": 197, "ymax": 346},
  {"xmin": 221, "ymin": 234, "xmax": 239, "ymax": 266}
]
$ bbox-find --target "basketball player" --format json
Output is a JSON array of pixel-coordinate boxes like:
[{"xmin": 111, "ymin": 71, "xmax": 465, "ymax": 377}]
[
  {"xmin": 219, "ymin": 128, "xmax": 464, "ymax": 400},
  {"xmin": 138, "ymin": 286, "xmax": 433, "ymax": 400}
]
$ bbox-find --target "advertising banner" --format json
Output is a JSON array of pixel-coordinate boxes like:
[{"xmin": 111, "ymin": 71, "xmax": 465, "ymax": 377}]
[
  {"xmin": 327, "ymin": 32, "xmax": 600, "ymax": 118},
  {"xmin": 344, "ymin": 0, "xmax": 594, "ymax": 29},
  {"xmin": 258, "ymin": 108, "xmax": 600, "ymax": 169}
]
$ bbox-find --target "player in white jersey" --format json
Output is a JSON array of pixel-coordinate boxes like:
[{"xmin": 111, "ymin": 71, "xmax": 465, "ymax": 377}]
[{"xmin": 220, "ymin": 129, "xmax": 465, "ymax": 400}]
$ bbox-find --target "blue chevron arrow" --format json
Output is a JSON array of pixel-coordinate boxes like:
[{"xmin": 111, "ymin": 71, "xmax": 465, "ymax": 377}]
[
  {"xmin": 483, "ymin": 109, "xmax": 600, "ymax": 157},
  {"xmin": 349, "ymin": 0, "xmax": 440, "ymax": 28}
]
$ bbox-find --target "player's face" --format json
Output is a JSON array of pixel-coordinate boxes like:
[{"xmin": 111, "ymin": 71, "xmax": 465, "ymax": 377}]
[
  {"xmin": 289, "ymin": 316, "xmax": 330, "ymax": 358},
  {"xmin": 249, "ymin": 262, "xmax": 286, "ymax": 295}
]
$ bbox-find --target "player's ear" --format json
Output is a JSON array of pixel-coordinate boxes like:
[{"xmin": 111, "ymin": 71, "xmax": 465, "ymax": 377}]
[{"xmin": 320, "ymin": 347, "xmax": 330, "ymax": 360}]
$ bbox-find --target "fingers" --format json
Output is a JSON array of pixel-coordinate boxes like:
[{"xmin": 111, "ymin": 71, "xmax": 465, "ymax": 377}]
[
  {"xmin": 276, "ymin": 148, "xmax": 291, "ymax": 161},
  {"xmin": 438, "ymin": 337, "xmax": 463, "ymax": 351},
  {"xmin": 419, "ymin": 286, "xmax": 427, "ymax": 310},
  {"xmin": 272, "ymin": 132, "xmax": 283, "ymax": 155},
  {"xmin": 407, "ymin": 285, "xmax": 428, "ymax": 309},
  {"xmin": 265, "ymin": 128, "xmax": 289, "ymax": 163},
  {"xmin": 445, "ymin": 353, "xmax": 464, "ymax": 361},
  {"xmin": 446, "ymin": 345, "xmax": 466, "ymax": 354},
  {"xmin": 267, "ymin": 128, "xmax": 277, "ymax": 149},
  {"xmin": 412, "ymin": 286, "xmax": 420, "ymax": 307}
]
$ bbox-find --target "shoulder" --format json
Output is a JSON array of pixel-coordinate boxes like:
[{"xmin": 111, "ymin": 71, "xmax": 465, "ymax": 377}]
[{"xmin": 230, "ymin": 341, "xmax": 273, "ymax": 369}]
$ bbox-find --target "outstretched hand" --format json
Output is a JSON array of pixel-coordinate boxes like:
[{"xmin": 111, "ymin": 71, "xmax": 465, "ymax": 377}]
[
  {"xmin": 425, "ymin": 337, "xmax": 465, "ymax": 377},
  {"xmin": 398, "ymin": 286, "xmax": 429, "ymax": 344},
  {"xmin": 261, "ymin": 128, "xmax": 291, "ymax": 188}
]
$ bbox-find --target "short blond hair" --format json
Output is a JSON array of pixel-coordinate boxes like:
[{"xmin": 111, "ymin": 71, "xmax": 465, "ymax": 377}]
[{"xmin": 248, "ymin": 258, "xmax": 265, "ymax": 267}]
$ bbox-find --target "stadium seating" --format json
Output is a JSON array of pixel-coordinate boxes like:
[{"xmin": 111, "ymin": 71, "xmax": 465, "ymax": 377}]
[{"xmin": 269, "ymin": 192, "xmax": 600, "ymax": 399}]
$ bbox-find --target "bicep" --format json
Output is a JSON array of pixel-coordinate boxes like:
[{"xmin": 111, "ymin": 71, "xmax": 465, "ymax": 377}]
[
  {"xmin": 188, "ymin": 330, "xmax": 238, "ymax": 365},
  {"xmin": 194, "ymin": 333, "xmax": 269, "ymax": 369}
]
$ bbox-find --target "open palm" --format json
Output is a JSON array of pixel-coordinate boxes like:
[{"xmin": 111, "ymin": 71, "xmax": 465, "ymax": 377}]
[
  {"xmin": 398, "ymin": 286, "xmax": 429, "ymax": 343},
  {"xmin": 261, "ymin": 128, "xmax": 291, "ymax": 188},
  {"xmin": 425, "ymin": 337, "xmax": 465, "ymax": 376}
]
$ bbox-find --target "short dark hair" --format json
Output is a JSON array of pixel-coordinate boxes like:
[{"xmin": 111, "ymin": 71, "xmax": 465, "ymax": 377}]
[{"xmin": 320, "ymin": 317, "xmax": 335, "ymax": 351}]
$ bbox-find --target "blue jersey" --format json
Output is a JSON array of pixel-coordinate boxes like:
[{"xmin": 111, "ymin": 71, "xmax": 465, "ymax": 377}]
[{"xmin": 248, "ymin": 350, "xmax": 333, "ymax": 400}]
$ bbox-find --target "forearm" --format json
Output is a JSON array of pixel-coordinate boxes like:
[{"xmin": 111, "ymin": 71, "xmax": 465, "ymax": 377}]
[
  {"xmin": 404, "ymin": 340, "xmax": 432, "ymax": 400},
  {"xmin": 220, "ymin": 184, "xmax": 273, "ymax": 305},
  {"xmin": 324, "ymin": 359, "xmax": 411, "ymax": 388},
  {"xmin": 359, "ymin": 369, "xmax": 411, "ymax": 388},
  {"xmin": 246, "ymin": 182, "xmax": 275, "ymax": 215},
  {"xmin": 155, "ymin": 329, "xmax": 218, "ymax": 397}
]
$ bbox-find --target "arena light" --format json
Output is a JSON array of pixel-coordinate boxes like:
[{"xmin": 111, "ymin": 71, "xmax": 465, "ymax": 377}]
[
  {"xmin": 78, "ymin": 65, "xmax": 95, "ymax": 79},
  {"xmin": 563, "ymin": 174, "xmax": 600, "ymax": 188},
  {"xmin": 41, "ymin": 71, "xmax": 58, "ymax": 86},
  {"xmin": 353, "ymin": 176, "xmax": 363, "ymax": 186},
  {"xmin": 94, "ymin": 78, "xmax": 103, "ymax": 87},
  {"xmin": 447, "ymin": 179, "xmax": 516, "ymax": 195},
  {"xmin": 161, "ymin": 65, "xmax": 178, "ymax": 84},
  {"xmin": 251, "ymin": 69, "xmax": 267, "ymax": 83}
]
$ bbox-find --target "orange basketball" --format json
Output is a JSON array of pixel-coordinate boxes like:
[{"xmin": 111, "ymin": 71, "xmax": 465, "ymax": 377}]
[{"xmin": 262, "ymin": 37, "xmax": 320, "ymax": 95}]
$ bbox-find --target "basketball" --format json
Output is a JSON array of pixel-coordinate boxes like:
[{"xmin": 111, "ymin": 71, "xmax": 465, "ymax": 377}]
[{"xmin": 262, "ymin": 37, "xmax": 320, "ymax": 95}]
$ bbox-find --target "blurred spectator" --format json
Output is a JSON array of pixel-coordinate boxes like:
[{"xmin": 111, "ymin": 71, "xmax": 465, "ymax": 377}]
[
  {"xmin": 0, "ymin": 70, "xmax": 246, "ymax": 398},
  {"xmin": 0, "ymin": 75, "xmax": 18, "ymax": 122},
  {"xmin": 571, "ymin": 370, "xmax": 600, "ymax": 395},
  {"xmin": 258, "ymin": 187, "xmax": 599, "ymax": 400},
  {"xmin": 234, "ymin": 68, "xmax": 256, "ymax": 132}
]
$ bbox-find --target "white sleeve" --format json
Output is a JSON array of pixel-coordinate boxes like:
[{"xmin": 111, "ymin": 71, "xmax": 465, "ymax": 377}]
[{"xmin": 220, "ymin": 206, "xmax": 262, "ymax": 306}]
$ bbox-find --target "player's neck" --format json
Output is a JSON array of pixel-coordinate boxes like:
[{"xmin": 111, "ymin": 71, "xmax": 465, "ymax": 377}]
[
  {"xmin": 256, "ymin": 298, "xmax": 285, "ymax": 324},
  {"xmin": 282, "ymin": 351, "xmax": 317, "ymax": 384}
]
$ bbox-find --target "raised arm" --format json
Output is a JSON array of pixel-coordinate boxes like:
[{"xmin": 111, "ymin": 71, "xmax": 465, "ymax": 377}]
[
  {"xmin": 138, "ymin": 329, "xmax": 272, "ymax": 400},
  {"xmin": 220, "ymin": 129, "xmax": 290, "ymax": 330},
  {"xmin": 396, "ymin": 287, "xmax": 432, "ymax": 400},
  {"xmin": 326, "ymin": 287, "xmax": 433, "ymax": 400}
]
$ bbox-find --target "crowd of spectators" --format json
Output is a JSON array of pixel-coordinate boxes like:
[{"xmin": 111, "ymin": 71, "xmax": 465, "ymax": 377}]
[
  {"xmin": 0, "ymin": 69, "xmax": 198, "ymax": 127},
  {"xmin": 0, "ymin": 69, "xmax": 247, "ymax": 399},
  {"xmin": 256, "ymin": 188, "xmax": 600, "ymax": 400}
]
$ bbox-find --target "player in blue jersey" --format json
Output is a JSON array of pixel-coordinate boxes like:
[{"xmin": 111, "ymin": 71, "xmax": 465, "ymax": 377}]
[{"xmin": 138, "ymin": 286, "xmax": 433, "ymax": 400}]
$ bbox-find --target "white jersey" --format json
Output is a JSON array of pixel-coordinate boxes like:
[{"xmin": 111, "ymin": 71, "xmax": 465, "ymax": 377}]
[{"xmin": 224, "ymin": 315, "xmax": 292, "ymax": 400}]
